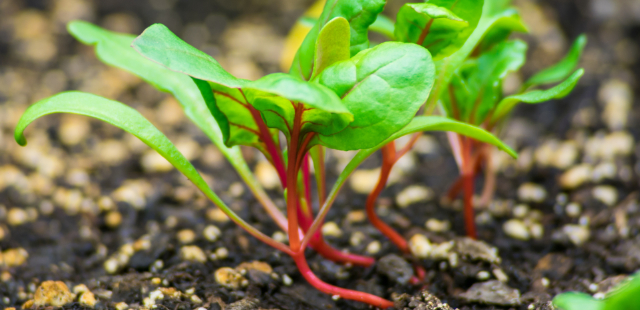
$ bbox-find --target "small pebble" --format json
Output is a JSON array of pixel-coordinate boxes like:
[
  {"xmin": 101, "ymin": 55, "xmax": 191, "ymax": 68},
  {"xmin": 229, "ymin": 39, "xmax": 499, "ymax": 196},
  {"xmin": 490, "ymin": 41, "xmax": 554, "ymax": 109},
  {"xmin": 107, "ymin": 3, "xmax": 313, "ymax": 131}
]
[
  {"xmin": 477, "ymin": 271, "xmax": 491, "ymax": 280},
  {"xmin": 177, "ymin": 229, "xmax": 196, "ymax": 244},
  {"xmin": 180, "ymin": 246, "xmax": 207, "ymax": 263},
  {"xmin": 396, "ymin": 185, "xmax": 433, "ymax": 208},
  {"xmin": 228, "ymin": 182, "xmax": 245, "ymax": 198},
  {"xmin": 190, "ymin": 295, "xmax": 203, "ymax": 304},
  {"xmin": 366, "ymin": 241, "xmax": 381, "ymax": 254},
  {"xmin": 512, "ymin": 204, "xmax": 529, "ymax": 218},
  {"xmin": 563, "ymin": 224, "xmax": 590, "ymax": 246},
  {"xmin": 78, "ymin": 291, "xmax": 96, "ymax": 307},
  {"xmin": 408, "ymin": 234, "xmax": 432, "ymax": 259},
  {"xmin": 529, "ymin": 223, "xmax": 544, "ymax": 240},
  {"xmin": 203, "ymin": 225, "xmax": 221, "ymax": 242},
  {"xmin": 566, "ymin": 202, "xmax": 582, "ymax": 217},
  {"xmin": 517, "ymin": 183, "xmax": 547, "ymax": 203},
  {"xmin": 272, "ymin": 231, "xmax": 287, "ymax": 243},
  {"xmin": 104, "ymin": 211, "xmax": 122, "ymax": 228},
  {"xmin": 321, "ymin": 222, "xmax": 342, "ymax": 237},
  {"xmin": 493, "ymin": 268, "xmax": 509, "ymax": 282},
  {"xmin": 254, "ymin": 161, "xmax": 280, "ymax": 190},
  {"xmin": 103, "ymin": 258, "xmax": 120, "ymax": 274},
  {"xmin": 425, "ymin": 219, "xmax": 451, "ymax": 233},
  {"xmin": 7, "ymin": 208, "xmax": 28, "ymax": 226},
  {"xmin": 541, "ymin": 277, "xmax": 550, "ymax": 287},
  {"xmin": 592, "ymin": 185, "xmax": 618, "ymax": 206},
  {"xmin": 214, "ymin": 267, "xmax": 246, "ymax": 289},
  {"xmin": 282, "ymin": 274, "xmax": 292, "ymax": 286},
  {"xmin": 350, "ymin": 231, "xmax": 366, "ymax": 247},
  {"xmin": 592, "ymin": 162, "xmax": 617, "ymax": 182},
  {"xmin": 207, "ymin": 208, "xmax": 229, "ymax": 222},
  {"xmin": 33, "ymin": 281, "xmax": 74, "ymax": 307},
  {"xmin": 345, "ymin": 210, "xmax": 366, "ymax": 223},
  {"xmin": 551, "ymin": 141, "xmax": 579, "ymax": 169},
  {"xmin": 559, "ymin": 164, "xmax": 592, "ymax": 189},
  {"xmin": 503, "ymin": 219, "xmax": 530, "ymax": 240},
  {"xmin": 349, "ymin": 168, "xmax": 382, "ymax": 194},
  {"xmin": 215, "ymin": 247, "xmax": 229, "ymax": 259},
  {"xmin": 114, "ymin": 302, "xmax": 128, "ymax": 310}
]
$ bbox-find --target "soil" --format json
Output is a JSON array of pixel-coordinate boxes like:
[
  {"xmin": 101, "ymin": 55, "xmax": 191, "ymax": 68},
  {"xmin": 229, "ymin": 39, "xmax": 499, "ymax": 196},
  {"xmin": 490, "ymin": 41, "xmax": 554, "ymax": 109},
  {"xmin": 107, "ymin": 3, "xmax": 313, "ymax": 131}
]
[{"xmin": 1, "ymin": 0, "xmax": 639, "ymax": 310}]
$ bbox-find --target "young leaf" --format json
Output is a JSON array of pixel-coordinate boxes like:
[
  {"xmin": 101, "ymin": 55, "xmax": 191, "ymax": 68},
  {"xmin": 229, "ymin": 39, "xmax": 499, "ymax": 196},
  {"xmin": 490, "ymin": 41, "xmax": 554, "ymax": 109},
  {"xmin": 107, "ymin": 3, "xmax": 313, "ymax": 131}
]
[
  {"xmin": 491, "ymin": 68, "xmax": 584, "ymax": 122},
  {"xmin": 67, "ymin": 21, "xmax": 290, "ymax": 233},
  {"xmin": 289, "ymin": 0, "xmax": 386, "ymax": 80},
  {"xmin": 133, "ymin": 23, "xmax": 245, "ymax": 88},
  {"xmin": 316, "ymin": 42, "xmax": 436, "ymax": 150},
  {"xmin": 394, "ymin": 3, "xmax": 468, "ymax": 58},
  {"xmin": 605, "ymin": 273, "xmax": 640, "ymax": 310},
  {"xmin": 444, "ymin": 39, "xmax": 527, "ymax": 124},
  {"xmin": 244, "ymin": 73, "xmax": 353, "ymax": 139},
  {"xmin": 311, "ymin": 17, "xmax": 351, "ymax": 79},
  {"xmin": 473, "ymin": 8, "xmax": 528, "ymax": 54},
  {"xmin": 192, "ymin": 79, "xmax": 276, "ymax": 158},
  {"xmin": 524, "ymin": 34, "xmax": 587, "ymax": 88},
  {"xmin": 395, "ymin": 0, "xmax": 484, "ymax": 60},
  {"xmin": 13, "ymin": 91, "xmax": 292, "ymax": 252}
]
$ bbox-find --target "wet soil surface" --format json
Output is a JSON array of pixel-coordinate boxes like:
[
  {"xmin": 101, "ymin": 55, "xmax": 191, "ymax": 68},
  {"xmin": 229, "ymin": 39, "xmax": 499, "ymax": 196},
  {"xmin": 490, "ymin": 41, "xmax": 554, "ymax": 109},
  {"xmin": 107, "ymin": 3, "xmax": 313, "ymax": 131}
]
[{"xmin": 1, "ymin": 0, "xmax": 640, "ymax": 309}]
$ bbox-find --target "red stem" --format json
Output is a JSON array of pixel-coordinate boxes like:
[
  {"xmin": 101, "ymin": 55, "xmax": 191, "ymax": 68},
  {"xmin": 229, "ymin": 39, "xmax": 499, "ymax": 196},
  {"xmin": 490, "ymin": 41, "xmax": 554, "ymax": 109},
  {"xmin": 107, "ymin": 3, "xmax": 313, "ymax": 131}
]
[
  {"xmin": 291, "ymin": 251, "xmax": 394, "ymax": 308},
  {"xmin": 365, "ymin": 142, "xmax": 410, "ymax": 253},
  {"xmin": 461, "ymin": 136, "xmax": 477, "ymax": 239},
  {"xmin": 287, "ymin": 103, "xmax": 304, "ymax": 252},
  {"xmin": 416, "ymin": 19, "xmax": 434, "ymax": 46},
  {"xmin": 241, "ymin": 89, "xmax": 286, "ymax": 186}
]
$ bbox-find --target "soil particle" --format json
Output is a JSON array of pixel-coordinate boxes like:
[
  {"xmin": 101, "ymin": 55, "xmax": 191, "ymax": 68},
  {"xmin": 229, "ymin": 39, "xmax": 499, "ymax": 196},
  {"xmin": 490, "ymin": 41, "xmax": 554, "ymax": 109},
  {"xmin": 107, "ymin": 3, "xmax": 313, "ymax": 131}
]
[
  {"xmin": 458, "ymin": 280, "xmax": 521, "ymax": 306},
  {"xmin": 32, "ymin": 280, "xmax": 75, "ymax": 307},
  {"xmin": 454, "ymin": 237, "xmax": 501, "ymax": 264},
  {"xmin": 395, "ymin": 290, "xmax": 456, "ymax": 310},
  {"xmin": 377, "ymin": 254, "xmax": 414, "ymax": 285}
]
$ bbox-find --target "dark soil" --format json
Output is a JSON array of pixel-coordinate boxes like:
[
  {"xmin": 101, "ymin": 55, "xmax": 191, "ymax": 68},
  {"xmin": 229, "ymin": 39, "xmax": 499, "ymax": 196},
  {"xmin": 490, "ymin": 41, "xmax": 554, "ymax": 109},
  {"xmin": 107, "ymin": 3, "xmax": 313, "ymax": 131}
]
[{"xmin": 1, "ymin": 0, "xmax": 639, "ymax": 310}]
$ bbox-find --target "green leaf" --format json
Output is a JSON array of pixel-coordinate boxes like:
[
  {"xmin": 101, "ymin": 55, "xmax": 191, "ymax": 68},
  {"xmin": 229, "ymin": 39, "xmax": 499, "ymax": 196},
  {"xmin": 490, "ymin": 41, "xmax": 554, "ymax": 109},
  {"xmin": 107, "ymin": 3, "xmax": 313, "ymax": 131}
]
[
  {"xmin": 133, "ymin": 23, "xmax": 245, "ymax": 88},
  {"xmin": 474, "ymin": 8, "xmax": 528, "ymax": 54},
  {"xmin": 316, "ymin": 42, "xmax": 435, "ymax": 150},
  {"xmin": 289, "ymin": 0, "xmax": 386, "ymax": 80},
  {"xmin": 244, "ymin": 73, "xmax": 353, "ymax": 139},
  {"xmin": 69, "ymin": 21, "xmax": 290, "ymax": 233},
  {"xmin": 395, "ymin": 3, "xmax": 468, "ymax": 58},
  {"xmin": 606, "ymin": 273, "xmax": 640, "ymax": 310},
  {"xmin": 444, "ymin": 39, "xmax": 527, "ymax": 124},
  {"xmin": 369, "ymin": 14, "xmax": 396, "ymax": 40},
  {"xmin": 492, "ymin": 68, "xmax": 583, "ymax": 122},
  {"xmin": 311, "ymin": 17, "xmax": 351, "ymax": 79},
  {"xmin": 193, "ymin": 79, "xmax": 277, "ymax": 158},
  {"xmin": 14, "ymin": 92, "xmax": 252, "ymax": 227},
  {"xmin": 552, "ymin": 292, "xmax": 604, "ymax": 310},
  {"xmin": 524, "ymin": 34, "xmax": 587, "ymax": 88}
]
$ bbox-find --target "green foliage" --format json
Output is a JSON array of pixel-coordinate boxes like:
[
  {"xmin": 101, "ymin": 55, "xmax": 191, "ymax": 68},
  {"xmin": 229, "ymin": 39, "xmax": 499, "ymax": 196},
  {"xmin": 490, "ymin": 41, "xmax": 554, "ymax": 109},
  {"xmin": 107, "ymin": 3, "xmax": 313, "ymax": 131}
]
[
  {"xmin": 311, "ymin": 17, "xmax": 352, "ymax": 79},
  {"xmin": 553, "ymin": 273, "xmax": 640, "ymax": 310},
  {"xmin": 289, "ymin": 0, "xmax": 386, "ymax": 80},
  {"xmin": 316, "ymin": 42, "xmax": 436, "ymax": 150},
  {"xmin": 244, "ymin": 73, "xmax": 353, "ymax": 140},
  {"xmin": 14, "ymin": 92, "xmax": 244, "ymax": 226},
  {"xmin": 443, "ymin": 39, "xmax": 527, "ymax": 124},
  {"xmin": 524, "ymin": 34, "xmax": 587, "ymax": 87},
  {"xmin": 133, "ymin": 23, "xmax": 245, "ymax": 88}
]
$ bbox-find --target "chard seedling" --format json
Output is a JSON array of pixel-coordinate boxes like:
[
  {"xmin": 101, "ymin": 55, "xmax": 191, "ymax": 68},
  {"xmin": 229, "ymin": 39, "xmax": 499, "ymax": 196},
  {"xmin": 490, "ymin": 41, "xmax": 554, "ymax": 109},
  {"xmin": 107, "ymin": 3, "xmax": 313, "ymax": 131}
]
[
  {"xmin": 16, "ymin": 0, "xmax": 516, "ymax": 307},
  {"xmin": 288, "ymin": 0, "xmax": 582, "ymax": 245}
]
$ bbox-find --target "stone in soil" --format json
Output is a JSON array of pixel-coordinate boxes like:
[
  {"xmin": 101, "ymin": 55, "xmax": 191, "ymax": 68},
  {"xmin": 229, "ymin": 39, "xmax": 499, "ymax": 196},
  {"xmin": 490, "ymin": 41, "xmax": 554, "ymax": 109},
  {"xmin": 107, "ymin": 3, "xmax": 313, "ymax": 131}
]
[
  {"xmin": 377, "ymin": 254, "xmax": 414, "ymax": 285},
  {"xmin": 458, "ymin": 280, "xmax": 521, "ymax": 306},
  {"xmin": 31, "ymin": 281, "xmax": 75, "ymax": 307},
  {"xmin": 455, "ymin": 237, "xmax": 501, "ymax": 264},
  {"xmin": 394, "ymin": 290, "xmax": 456, "ymax": 310}
]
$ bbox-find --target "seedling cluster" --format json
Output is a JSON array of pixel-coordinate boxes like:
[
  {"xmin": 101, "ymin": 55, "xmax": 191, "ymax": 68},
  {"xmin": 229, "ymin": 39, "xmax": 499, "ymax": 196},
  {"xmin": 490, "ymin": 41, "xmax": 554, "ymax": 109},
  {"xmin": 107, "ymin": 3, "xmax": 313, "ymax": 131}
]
[{"xmin": 14, "ymin": 0, "xmax": 583, "ymax": 307}]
